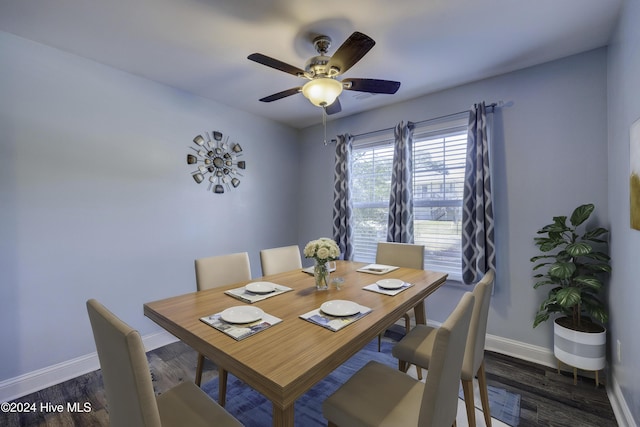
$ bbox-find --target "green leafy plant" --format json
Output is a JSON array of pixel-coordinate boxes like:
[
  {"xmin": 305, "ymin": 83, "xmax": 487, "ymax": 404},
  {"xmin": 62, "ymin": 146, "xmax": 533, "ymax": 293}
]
[{"xmin": 531, "ymin": 203, "xmax": 611, "ymax": 330}]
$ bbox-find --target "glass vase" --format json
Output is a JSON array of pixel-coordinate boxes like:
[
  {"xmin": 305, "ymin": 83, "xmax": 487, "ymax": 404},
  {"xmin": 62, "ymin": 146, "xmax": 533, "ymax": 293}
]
[{"xmin": 314, "ymin": 260, "xmax": 330, "ymax": 291}]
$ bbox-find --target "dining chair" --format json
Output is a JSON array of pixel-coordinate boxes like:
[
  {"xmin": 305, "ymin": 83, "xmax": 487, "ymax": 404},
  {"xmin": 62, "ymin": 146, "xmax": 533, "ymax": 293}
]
[
  {"xmin": 86, "ymin": 299, "xmax": 242, "ymax": 427},
  {"xmin": 392, "ymin": 270, "xmax": 495, "ymax": 427},
  {"xmin": 259, "ymin": 244, "xmax": 302, "ymax": 276},
  {"xmin": 322, "ymin": 292, "xmax": 474, "ymax": 427},
  {"xmin": 194, "ymin": 251, "xmax": 251, "ymax": 403},
  {"xmin": 375, "ymin": 242, "xmax": 425, "ymax": 358}
]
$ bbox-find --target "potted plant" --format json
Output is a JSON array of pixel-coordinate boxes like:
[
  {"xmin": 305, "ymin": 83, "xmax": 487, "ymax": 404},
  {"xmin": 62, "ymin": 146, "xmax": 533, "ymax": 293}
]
[{"xmin": 531, "ymin": 203, "xmax": 611, "ymax": 372}]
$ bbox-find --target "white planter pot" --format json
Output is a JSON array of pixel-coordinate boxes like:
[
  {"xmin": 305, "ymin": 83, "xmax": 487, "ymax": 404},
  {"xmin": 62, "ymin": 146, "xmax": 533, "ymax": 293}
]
[{"xmin": 553, "ymin": 318, "xmax": 606, "ymax": 371}]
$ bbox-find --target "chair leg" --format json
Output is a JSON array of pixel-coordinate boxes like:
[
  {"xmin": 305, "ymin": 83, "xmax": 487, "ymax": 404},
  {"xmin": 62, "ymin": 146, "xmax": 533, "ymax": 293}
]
[
  {"xmin": 398, "ymin": 359, "xmax": 408, "ymax": 373},
  {"xmin": 218, "ymin": 368, "xmax": 228, "ymax": 406},
  {"xmin": 401, "ymin": 313, "xmax": 422, "ymax": 379},
  {"xmin": 477, "ymin": 361, "xmax": 492, "ymax": 427},
  {"xmin": 195, "ymin": 353, "xmax": 205, "ymax": 386},
  {"xmin": 461, "ymin": 379, "xmax": 477, "ymax": 427}
]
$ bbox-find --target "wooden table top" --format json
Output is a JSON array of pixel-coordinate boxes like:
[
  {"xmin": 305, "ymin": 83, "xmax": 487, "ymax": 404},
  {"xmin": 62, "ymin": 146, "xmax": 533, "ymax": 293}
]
[{"xmin": 144, "ymin": 260, "xmax": 447, "ymax": 426}]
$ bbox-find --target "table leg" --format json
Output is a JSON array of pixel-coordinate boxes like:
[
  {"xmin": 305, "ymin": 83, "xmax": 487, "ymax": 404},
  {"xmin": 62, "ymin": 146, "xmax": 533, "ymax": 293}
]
[
  {"xmin": 272, "ymin": 403, "xmax": 294, "ymax": 427},
  {"xmin": 218, "ymin": 368, "xmax": 228, "ymax": 407},
  {"xmin": 413, "ymin": 300, "xmax": 426, "ymax": 325}
]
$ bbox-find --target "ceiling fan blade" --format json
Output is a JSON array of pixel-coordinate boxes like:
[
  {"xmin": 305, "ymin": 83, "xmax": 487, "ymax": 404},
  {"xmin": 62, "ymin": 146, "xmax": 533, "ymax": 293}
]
[
  {"xmin": 325, "ymin": 98, "xmax": 342, "ymax": 115},
  {"xmin": 342, "ymin": 78, "xmax": 401, "ymax": 94},
  {"xmin": 248, "ymin": 53, "xmax": 305, "ymax": 77},
  {"xmin": 259, "ymin": 87, "xmax": 302, "ymax": 102},
  {"xmin": 326, "ymin": 32, "xmax": 376, "ymax": 75}
]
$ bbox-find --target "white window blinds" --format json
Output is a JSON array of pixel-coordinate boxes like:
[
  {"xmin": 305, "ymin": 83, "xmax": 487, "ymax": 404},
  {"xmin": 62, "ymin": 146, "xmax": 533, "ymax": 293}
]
[{"xmin": 351, "ymin": 114, "xmax": 468, "ymax": 281}]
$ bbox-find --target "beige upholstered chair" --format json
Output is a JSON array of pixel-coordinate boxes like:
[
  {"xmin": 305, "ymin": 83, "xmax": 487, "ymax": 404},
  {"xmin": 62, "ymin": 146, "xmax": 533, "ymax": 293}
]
[
  {"xmin": 259, "ymin": 245, "xmax": 302, "ymax": 276},
  {"xmin": 86, "ymin": 299, "xmax": 242, "ymax": 427},
  {"xmin": 194, "ymin": 252, "xmax": 252, "ymax": 293},
  {"xmin": 323, "ymin": 292, "xmax": 475, "ymax": 427},
  {"xmin": 194, "ymin": 251, "xmax": 251, "ymax": 403},
  {"xmin": 393, "ymin": 270, "xmax": 495, "ymax": 427},
  {"xmin": 375, "ymin": 242, "xmax": 425, "ymax": 355}
]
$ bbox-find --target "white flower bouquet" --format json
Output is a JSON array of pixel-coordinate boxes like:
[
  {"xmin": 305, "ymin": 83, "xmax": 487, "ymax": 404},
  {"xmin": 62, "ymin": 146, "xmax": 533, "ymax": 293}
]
[{"xmin": 303, "ymin": 237, "xmax": 340, "ymax": 264}]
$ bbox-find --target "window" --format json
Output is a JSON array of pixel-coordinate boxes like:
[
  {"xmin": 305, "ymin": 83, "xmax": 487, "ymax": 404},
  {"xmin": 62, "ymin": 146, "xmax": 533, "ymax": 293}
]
[{"xmin": 351, "ymin": 115, "xmax": 468, "ymax": 281}]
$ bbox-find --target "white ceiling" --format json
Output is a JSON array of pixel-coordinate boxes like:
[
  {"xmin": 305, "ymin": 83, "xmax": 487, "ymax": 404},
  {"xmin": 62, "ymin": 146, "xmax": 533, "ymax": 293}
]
[{"xmin": 0, "ymin": 0, "xmax": 622, "ymax": 129}]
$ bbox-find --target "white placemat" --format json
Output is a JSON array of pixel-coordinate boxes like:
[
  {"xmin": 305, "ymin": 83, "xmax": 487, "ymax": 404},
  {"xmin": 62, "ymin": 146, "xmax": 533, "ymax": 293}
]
[
  {"xmin": 300, "ymin": 304, "xmax": 372, "ymax": 332},
  {"xmin": 301, "ymin": 265, "xmax": 337, "ymax": 274},
  {"xmin": 200, "ymin": 311, "xmax": 282, "ymax": 341},
  {"xmin": 356, "ymin": 264, "xmax": 400, "ymax": 275},
  {"xmin": 224, "ymin": 284, "xmax": 293, "ymax": 304},
  {"xmin": 363, "ymin": 281, "xmax": 413, "ymax": 296}
]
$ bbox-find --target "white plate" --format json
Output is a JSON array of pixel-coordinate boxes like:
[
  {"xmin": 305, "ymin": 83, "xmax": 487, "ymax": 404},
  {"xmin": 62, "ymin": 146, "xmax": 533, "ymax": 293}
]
[
  {"xmin": 245, "ymin": 281, "xmax": 276, "ymax": 294},
  {"xmin": 220, "ymin": 306, "xmax": 264, "ymax": 324},
  {"xmin": 320, "ymin": 300, "xmax": 360, "ymax": 317},
  {"xmin": 376, "ymin": 278, "xmax": 405, "ymax": 290}
]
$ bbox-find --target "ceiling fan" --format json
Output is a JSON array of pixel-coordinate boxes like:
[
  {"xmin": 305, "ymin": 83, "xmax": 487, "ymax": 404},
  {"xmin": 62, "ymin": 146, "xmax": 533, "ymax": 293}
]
[{"xmin": 248, "ymin": 31, "xmax": 401, "ymax": 115}]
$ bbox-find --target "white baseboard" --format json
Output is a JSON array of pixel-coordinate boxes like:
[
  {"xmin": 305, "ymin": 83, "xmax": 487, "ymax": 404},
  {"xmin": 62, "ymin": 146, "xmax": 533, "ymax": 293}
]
[
  {"xmin": 608, "ymin": 374, "xmax": 638, "ymax": 427},
  {"xmin": 485, "ymin": 333, "xmax": 557, "ymax": 368},
  {"xmin": 141, "ymin": 329, "xmax": 179, "ymax": 353},
  {"xmin": 0, "ymin": 330, "xmax": 177, "ymax": 403}
]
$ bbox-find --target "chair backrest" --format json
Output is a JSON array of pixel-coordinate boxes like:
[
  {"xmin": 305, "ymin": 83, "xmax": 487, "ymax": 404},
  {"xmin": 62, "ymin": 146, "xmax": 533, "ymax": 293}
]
[
  {"xmin": 260, "ymin": 245, "xmax": 302, "ymax": 276},
  {"xmin": 462, "ymin": 269, "xmax": 495, "ymax": 380},
  {"xmin": 194, "ymin": 252, "xmax": 251, "ymax": 291},
  {"xmin": 86, "ymin": 299, "xmax": 161, "ymax": 427},
  {"xmin": 419, "ymin": 292, "xmax": 475, "ymax": 426},
  {"xmin": 375, "ymin": 242, "xmax": 425, "ymax": 270}
]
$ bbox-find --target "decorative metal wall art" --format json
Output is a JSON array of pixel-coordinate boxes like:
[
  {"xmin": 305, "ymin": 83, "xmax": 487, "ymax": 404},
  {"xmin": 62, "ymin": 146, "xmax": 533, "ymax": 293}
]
[{"xmin": 186, "ymin": 131, "xmax": 246, "ymax": 194}]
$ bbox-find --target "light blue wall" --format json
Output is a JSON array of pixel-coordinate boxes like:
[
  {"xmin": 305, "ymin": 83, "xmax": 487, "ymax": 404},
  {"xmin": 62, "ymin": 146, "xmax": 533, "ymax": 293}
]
[
  {"xmin": 299, "ymin": 48, "xmax": 609, "ymax": 350},
  {"xmin": 0, "ymin": 32, "xmax": 300, "ymax": 381},
  {"xmin": 607, "ymin": 0, "xmax": 640, "ymax": 422}
]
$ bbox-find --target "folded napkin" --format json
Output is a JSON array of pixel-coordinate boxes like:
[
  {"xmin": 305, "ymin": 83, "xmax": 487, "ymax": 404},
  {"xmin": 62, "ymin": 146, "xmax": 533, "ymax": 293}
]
[
  {"xmin": 300, "ymin": 304, "xmax": 372, "ymax": 332},
  {"xmin": 363, "ymin": 281, "xmax": 413, "ymax": 296},
  {"xmin": 200, "ymin": 312, "xmax": 282, "ymax": 341},
  {"xmin": 225, "ymin": 284, "xmax": 293, "ymax": 304},
  {"xmin": 356, "ymin": 264, "xmax": 400, "ymax": 275}
]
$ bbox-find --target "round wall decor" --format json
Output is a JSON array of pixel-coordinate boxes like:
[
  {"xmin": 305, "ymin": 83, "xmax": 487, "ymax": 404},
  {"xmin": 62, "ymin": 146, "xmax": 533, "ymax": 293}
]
[{"xmin": 186, "ymin": 130, "xmax": 246, "ymax": 194}]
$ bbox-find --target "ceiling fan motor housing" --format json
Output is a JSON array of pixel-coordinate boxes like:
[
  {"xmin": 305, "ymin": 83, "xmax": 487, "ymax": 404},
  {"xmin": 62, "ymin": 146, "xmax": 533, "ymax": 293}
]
[
  {"xmin": 305, "ymin": 55, "xmax": 338, "ymax": 78},
  {"xmin": 305, "ymin": 35, "xmax": 340, "ymax": 78}
]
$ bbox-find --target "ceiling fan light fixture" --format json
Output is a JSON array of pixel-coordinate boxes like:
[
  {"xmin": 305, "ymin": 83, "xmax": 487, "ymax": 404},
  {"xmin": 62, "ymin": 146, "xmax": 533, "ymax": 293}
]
[{"xmin": 301, "ymin": 78, "xmax": 343, "ymax": 107}]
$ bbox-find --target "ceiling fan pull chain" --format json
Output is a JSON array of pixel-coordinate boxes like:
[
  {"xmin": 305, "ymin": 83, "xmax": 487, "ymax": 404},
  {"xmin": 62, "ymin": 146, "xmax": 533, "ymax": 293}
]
[{"xmin": 323, "ymin": 107, "xmax": 328, "ymax": 146}]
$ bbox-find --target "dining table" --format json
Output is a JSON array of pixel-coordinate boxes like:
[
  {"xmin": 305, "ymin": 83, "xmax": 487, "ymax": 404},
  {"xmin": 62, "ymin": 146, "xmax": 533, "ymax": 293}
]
[{"xmin": 143, "ymin": 260, "xmax": 448, "ymax": 427}]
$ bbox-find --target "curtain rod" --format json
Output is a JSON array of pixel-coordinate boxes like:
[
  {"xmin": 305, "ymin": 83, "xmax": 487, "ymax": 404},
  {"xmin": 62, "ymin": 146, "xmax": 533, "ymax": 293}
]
[{"xmin": 331, "ymin": 101, "xmax": 500, "ymax": 143}]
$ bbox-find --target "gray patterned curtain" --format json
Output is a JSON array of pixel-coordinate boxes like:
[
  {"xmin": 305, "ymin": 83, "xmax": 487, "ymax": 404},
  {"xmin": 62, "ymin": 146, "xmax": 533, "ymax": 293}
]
[
  {"xmin": 333, "ymin": 134, "xmax": 354, "ymax": 260},
  {"xmin": 387, "ymin": 121, "xmax": 415, "ymax": 243},
  {"xmin": 462, "ymin": 102, "xmax": 496, "ymax": 284}
]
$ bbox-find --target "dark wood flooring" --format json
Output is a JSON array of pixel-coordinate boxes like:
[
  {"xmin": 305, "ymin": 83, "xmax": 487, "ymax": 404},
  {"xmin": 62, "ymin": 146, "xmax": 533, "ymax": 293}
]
[
  {"xmin": 484, "ymin": 350, "xmax": 616, "ymax": 426},
  {"xmin": 1, "ymin": 339, "xmax": 617, "ymax": 426}
]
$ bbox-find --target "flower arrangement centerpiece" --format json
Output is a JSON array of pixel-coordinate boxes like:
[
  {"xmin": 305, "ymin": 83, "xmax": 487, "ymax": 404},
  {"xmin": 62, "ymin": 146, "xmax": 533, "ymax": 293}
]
[{"xmin": 304, "ymin": 238, "xmax": 340, "ymax": 290}]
